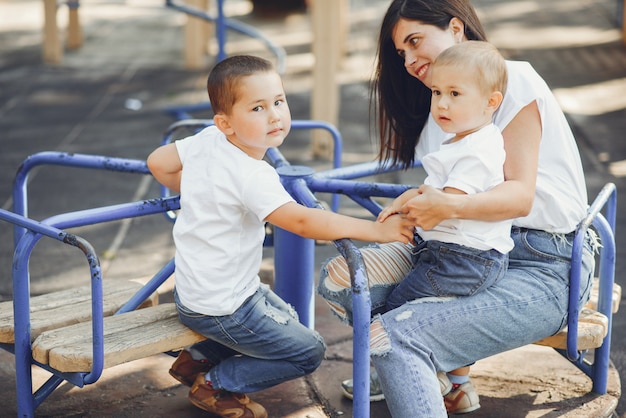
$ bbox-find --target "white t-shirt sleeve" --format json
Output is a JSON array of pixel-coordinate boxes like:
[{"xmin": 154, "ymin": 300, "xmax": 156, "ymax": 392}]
[{"xmin": 242, "ymin": 162, "xmax": 295, "ymax": 222}]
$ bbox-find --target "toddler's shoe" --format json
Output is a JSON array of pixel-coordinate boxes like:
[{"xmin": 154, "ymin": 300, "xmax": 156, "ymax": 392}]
[
  {"xmin": 169, "ymin": 349, "xmax": 214, "ymax": 387},
  {"xmin": 437, "ymin": 371, "xmax": 453, "ymax": 396},
  {"xmin": 188, "ymin": 373, "xmax": 268, "ymax": 418},
  {"xmin": 444, "ymin": 381, "xmax": 481, "ymax": 414}
]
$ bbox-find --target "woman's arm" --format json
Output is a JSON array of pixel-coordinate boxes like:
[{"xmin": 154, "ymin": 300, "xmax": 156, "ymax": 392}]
[
  {"xmin": 401, "ymin": 101, "xmax": 541, "ymax": 230},
  {"xmin": 266, "ymin": 202, "xmax": 415, "ymax": 244},
  {"xmin": 146, "ymin": 143, "xmax": 183, "ymax": 192}
]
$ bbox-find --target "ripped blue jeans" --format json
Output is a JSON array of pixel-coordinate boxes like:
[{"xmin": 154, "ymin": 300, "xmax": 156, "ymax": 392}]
[
  {"xmin": 318, "ymin": 228, "xmax": 596, "ymax": 417},
  {"xmin": 174, "ymin": 283, "xmax": 325, "ymax": 393}
]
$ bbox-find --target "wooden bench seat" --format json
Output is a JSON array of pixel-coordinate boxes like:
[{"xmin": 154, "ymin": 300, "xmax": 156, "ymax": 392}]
[
  {"xmin": 32, "ymin": 302, "xmax": 205, "ymax": 373},
  {"xmin": 25, "ymin": 280, "xmax": 621, "ymax": 374},
  {"xmin": 586, "ymin": 279, "xmax": 621, "ymax": 314},
  {"xmin": 534, "ymin": 280, "xmax": 621, "ymax": 350},
  {"xmin": 0, "ymin": 280, "xmax": 157, "ymax": 344}
]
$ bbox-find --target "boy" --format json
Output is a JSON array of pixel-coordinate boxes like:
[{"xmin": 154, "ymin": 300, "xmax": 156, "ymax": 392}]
[
  {"xmin": 379, "ymin": 41, "xmax": 512, "ymax": 309},
  {"xmin": 373, "ymin": 41, "xmax": 511, "ymax": 411},
  {"xmin": 147, "ymin": 55, "xmax": 413, "ymax": 418}
]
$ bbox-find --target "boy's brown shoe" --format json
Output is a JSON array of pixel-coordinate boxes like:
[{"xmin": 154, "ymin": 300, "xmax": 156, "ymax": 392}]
[
  {"xmin": 188, "ymin": 374, "xmax": 268, "ymax": 418},
  {"xmin": 169, "ymin": 350, "xmax": 214, "ymax": 387}
]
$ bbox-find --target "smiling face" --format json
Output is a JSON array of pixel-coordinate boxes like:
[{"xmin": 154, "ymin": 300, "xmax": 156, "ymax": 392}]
[
  {"xmin": 214, "ymin": 71, "xmax": 291, "ymax": 160},
  {"xmin": 391, "ymin": 17, "xmax": 465, "ymax": 88}
]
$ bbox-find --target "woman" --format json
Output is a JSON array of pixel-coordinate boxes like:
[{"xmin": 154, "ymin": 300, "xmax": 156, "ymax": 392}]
[{"xmin": 317, "ymin": 0, "xmax": 597, "ymax": 416}]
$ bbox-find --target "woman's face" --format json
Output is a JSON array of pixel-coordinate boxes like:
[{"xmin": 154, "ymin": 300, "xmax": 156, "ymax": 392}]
[{"xmin": 392, "ymin": 17, "xmax": 465, "ymax": 88}]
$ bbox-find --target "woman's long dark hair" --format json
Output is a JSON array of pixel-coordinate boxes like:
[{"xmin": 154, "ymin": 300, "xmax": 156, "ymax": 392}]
[{"xmin": 373, "ymin": 0, "xmax": 487, "ymax": 169}]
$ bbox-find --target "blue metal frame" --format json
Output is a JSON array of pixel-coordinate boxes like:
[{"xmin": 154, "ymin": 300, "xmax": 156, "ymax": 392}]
[
  {"xmin": 164, "ymin": 0, "xmax": 286, "ymax": 73},
  {"xmin": 0, "ymin": 142, "xmax": 617, "ymax": 416},
  {"xmin": 7, "ymin": 197, "xmax": 181, "ymax": 415},
  {"xmin": 560, "ymin": 182, "xmax": 617, "ymax": 394}
]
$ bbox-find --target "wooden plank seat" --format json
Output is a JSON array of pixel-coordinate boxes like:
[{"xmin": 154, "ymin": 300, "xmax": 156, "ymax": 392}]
[
  {"xmin": 23, "ymin": 282, "xmax": 621, "ymax": 373},
  {"xmin": 0, "ymin": 280, "xmax": 158, "ymax": 344},
  {"xmin": 32, "ymin": 302, "xmax": 205, "ymax": 373},
  {"xmin": 534, "ymin": 280, "xmax": 621, "ymax": 350},
  {"xmin": 587, "ymin": 279, "xmax": 622, "ymax": 314}
]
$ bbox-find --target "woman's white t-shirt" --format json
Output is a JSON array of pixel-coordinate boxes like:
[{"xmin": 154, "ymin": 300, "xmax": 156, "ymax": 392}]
[
  {"xmin": 173, "ymin": 126, "xmax": 295, "ymax": 316},
  {"xmin": 416, "ymin": 60, "xmax": 587, "ymax": 233}
]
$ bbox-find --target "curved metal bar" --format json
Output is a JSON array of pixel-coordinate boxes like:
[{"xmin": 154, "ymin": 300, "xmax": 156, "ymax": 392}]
[
  {"xmin": 565, "ymin": 183, "xmax": 616, "ymax": 361},
  {"xmin": 6, "ymin": 216, "xmax": 103, "ymax": 413},
  {"xmin": 12, "ymin": 152, "xmax": 149, "ymax": 247},
  {"xmin": 565, "ymin": 227, "xmax": 585, "ymax": 361},
  {"xmin": 164, "ymin": 0, "xmax": 286, "ymax": 73},
  {"xmin": 2, "ymin": 194, "xmax": 184, "ymax": 415}
]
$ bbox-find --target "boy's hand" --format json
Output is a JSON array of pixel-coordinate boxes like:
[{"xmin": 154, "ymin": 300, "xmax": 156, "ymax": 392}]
[
  {"xmin": 375, "ymin": 213, "xmax": 415, "ymax": 244},
  {"xmin": 377, "ymin": 203, "xmax": 402, "ymax": 223}
]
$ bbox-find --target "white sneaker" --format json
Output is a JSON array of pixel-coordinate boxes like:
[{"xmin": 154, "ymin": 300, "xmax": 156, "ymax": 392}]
[{"xmin": 444, "ymin": 381, "xmax": 481, "ymax": 414}]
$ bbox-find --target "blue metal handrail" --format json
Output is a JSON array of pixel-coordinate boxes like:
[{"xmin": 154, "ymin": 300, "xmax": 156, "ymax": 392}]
[
  {"xmin": 12, "ymin": 152, "xmax": 150, "ymax": 247},
  {"xmin": 1, "ymin": 195, "xmax": 182, "ymax": 416},
  {"xmin": 562, "ymin": 183, "xmax": 616, "ymax": 394}
]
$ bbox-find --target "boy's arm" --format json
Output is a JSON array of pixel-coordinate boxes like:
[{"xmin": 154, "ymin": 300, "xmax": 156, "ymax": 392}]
[
  {"xmin": 265, "ymin": 202, "xmax": 414, "ymax": 244},
  {"xmin": 146, "ymin": 143, "xmax": 183, "ymax": 193}
]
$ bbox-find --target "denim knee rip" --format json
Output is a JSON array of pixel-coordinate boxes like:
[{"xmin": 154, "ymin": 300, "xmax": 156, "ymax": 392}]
[
  {"xmin": 264, "ymin": 302, "xmax": 298, "ymax": 325},
  {"xmin": 370, "ymin": 296, "xmax": 457, "ymax": 357},
  {"xmin": 370, "ymin": 316, "xmax": 392, "ymax": 357}
]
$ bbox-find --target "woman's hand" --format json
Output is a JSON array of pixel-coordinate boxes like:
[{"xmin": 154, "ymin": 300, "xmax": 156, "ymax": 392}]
[
  {"xmin": 377, "ymin": 188, "xmax": 421, "ymax": 222},
  {"xmin": 400, "ymin": 184, "xmax": 459, "ymax": 230}
]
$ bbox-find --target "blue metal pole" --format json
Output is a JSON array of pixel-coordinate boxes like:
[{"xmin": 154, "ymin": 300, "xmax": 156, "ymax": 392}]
[
  {"xmin": 216, "ymin": 0, "xmax": 226, "ymax": 62},
  {"xmin": 274, "ymin": 166, "xmax": 317, "ymax": 328},
  {"xmin": 273, "ymin": 227, "xmax": 315, "ymax": 328},
  {"xmin": 591, "ymin": 213, "xmax": 616, "ymax": 394},
  {"xmin": 335, "ymin": 240, "xmax": 371, "ymax": 418}
]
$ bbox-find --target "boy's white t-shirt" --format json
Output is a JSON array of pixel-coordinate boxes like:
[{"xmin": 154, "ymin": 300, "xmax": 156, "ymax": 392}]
[
  {"xmin": 173, "ymin": 126, "xmax": 295, "ymax": 316},
  {"xmin": 418, "ymin": 123, "xmax": 513, "ymax": 253},
  {"xmin": 416, "ymin": 60, "xmax": 587, "ymax": 233}
]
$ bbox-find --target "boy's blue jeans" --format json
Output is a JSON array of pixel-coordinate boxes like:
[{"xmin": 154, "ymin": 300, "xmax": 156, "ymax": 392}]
[
  {"xmin": 174, "ymin": 283, "xmax": 325, "ymax": 393},
  {"xmin": 318, "ymin": 227, "xmax": 596, "ymax": 417},
  {"xmin": 386, "ymin": 234, "xmax": 508, "ymax": 311}
]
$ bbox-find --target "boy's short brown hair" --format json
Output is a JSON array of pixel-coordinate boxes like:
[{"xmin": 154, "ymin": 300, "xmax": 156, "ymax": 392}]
[{"xmin": 207, "ymin": 55, "xmax": 275, "ymax": 115}]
